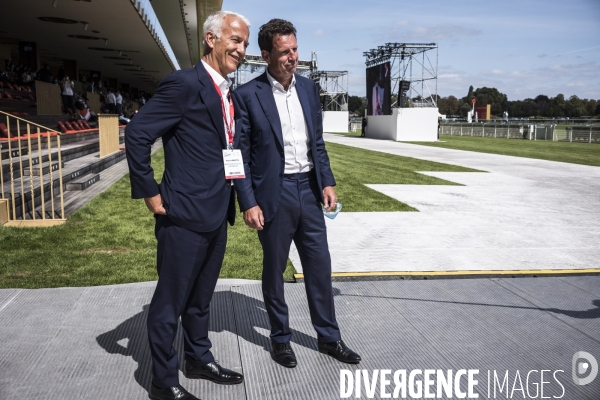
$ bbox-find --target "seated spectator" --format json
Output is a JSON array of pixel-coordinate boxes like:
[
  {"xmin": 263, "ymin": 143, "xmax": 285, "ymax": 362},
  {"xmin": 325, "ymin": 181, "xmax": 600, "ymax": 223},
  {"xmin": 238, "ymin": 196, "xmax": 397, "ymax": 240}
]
[{"xmin": 36, "ymin": 63, "xmax": 53, "ymax": 84}]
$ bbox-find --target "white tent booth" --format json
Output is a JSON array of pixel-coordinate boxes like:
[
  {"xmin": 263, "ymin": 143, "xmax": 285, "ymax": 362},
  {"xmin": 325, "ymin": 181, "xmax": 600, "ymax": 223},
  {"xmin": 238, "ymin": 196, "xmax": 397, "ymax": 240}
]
[
  {"xmin": 322, "ymin": 111, "xmax": 349, "ymax": 133},
  {"xmin": 366, "ymin": 107, "xmax": 439, "ymax": 141}
]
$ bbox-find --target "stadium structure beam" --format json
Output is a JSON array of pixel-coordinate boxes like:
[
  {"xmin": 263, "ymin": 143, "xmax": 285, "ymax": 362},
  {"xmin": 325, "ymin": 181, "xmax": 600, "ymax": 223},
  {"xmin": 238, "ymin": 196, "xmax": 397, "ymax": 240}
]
[{"xmin": 197, "ymin": 0, "xmax": 223, "ymax": 59}]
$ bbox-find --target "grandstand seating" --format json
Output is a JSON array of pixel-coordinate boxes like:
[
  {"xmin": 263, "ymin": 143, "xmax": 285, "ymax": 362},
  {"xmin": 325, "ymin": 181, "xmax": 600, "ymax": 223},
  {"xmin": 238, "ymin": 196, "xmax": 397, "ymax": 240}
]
[{"xmin": 1, "ymin": 121, "xmax": 126, "ymax": 220}]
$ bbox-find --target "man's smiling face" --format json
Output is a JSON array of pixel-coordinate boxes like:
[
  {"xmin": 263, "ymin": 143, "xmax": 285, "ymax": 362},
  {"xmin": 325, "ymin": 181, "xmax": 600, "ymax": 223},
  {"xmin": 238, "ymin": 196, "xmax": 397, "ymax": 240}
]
[{"xmin": 210, "ymin": 15, "xmax": 250, "ymax": 76}]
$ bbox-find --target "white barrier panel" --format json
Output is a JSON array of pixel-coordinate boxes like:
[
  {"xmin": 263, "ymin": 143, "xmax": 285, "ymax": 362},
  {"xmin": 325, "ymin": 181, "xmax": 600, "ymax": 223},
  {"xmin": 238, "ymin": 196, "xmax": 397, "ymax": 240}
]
[
  {"xmin": 322, "ymin": 111, "xmax": 349, "ymax": 133},
  {"xmin": 367, "ymin": 108, "xmax": 439, "ymax": 141}
]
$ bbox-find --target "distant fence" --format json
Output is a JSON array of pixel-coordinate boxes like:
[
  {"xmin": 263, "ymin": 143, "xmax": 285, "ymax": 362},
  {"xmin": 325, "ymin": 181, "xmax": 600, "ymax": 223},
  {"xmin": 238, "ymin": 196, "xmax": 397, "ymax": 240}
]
[
  {"xmin": 350, "ymin": 121, "xmax": 361, "ymax": 132},
  {"xmin": 440, "ymin": 122, "xmax": 600, "ymax": 143}
]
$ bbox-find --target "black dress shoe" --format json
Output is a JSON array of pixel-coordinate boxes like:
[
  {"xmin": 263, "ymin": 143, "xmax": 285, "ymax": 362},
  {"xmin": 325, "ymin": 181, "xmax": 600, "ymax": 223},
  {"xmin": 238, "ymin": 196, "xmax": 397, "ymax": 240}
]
[
  {"xmin": 184, "ymin": 361, "xmax": 243, "ymax": 385},
  {"xmin": 271, "ymin": 341, "xmax": 297, "ymax": 368},
  {"xmin": 149, "ymin": 384, "xmax": 199, "ymax": 400},
  {"xmin": 318, "ymin": 340, "xmax": 361, "ymax": 364}
]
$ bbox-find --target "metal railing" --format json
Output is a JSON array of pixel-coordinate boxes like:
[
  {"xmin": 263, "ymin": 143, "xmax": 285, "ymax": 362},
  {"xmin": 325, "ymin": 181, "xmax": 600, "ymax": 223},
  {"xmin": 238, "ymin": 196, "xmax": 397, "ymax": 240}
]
[
  {"xmin": 440, "ymin": 122, "xmax": 600, "ymax": 143},
  {"xmin": 0, "ymin": 111, "xmax": 66, "ymax": 227}
]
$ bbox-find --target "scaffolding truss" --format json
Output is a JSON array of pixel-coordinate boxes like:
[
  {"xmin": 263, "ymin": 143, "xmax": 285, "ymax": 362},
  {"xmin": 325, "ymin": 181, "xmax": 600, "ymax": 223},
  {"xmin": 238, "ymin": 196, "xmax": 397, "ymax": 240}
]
[
  {"xmin": 363, "ymin": 43, "xmax": 438, "ymax": 108},
  {"xmin": 233, "ymin": 54, "xmax": 315, "ymax": 89},
  {"xmin": 311, "ymin": 70, "xmax": 348, "ymax": 111},
  {"xmin": 233, "ymin": 52, "xmax": 349, "ymax": 112}
]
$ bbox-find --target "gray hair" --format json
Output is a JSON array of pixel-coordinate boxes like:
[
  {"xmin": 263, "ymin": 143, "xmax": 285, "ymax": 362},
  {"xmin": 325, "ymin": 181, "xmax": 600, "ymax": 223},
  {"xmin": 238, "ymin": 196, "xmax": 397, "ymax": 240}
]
[{"xmin": 203, "ymin": 11, "xmax": 250, "ymax": 50}]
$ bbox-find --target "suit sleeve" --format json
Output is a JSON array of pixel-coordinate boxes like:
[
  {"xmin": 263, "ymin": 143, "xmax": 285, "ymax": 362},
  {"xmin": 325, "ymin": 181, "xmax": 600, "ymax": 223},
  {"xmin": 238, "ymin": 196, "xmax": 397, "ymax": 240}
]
[
  {"xmin": 232, "ymin": 90, "xmax": 258, "ymax": 211},
  {"xmin": 311, "ymin": 82, "xmax": 336, "ymax": 188},
  {"xmin": 125, "ymin": 73, "xmax": 188, "ymax": 199}
]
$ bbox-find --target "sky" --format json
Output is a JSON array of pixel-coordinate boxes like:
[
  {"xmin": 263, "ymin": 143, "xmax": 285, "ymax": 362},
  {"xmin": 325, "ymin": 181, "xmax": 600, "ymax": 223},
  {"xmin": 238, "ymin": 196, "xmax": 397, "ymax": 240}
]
[{"xmin": 223, "ymin": 0, "xmax": 600, "ymax": 101}]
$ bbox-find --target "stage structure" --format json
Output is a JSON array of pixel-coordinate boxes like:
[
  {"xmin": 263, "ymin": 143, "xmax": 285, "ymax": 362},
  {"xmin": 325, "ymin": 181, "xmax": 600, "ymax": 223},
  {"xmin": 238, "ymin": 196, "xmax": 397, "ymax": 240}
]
[
  {"xmin": 234, "ymin": 52, "xmax": 350, "ymax": 132},
  {"xmin": 233, "ymin": 52, "xmax": 316, "ymax": 89},
  {"xmin": 363, "ymin": 43, "xmax": 439, "ymax": 141},
  {"xmin": 363, "ymin": 43, "xmax": 438, "ymax": 108},
  {"xmin": 311, "ymin": 70, "xmax": 348, "ymax": 112}
]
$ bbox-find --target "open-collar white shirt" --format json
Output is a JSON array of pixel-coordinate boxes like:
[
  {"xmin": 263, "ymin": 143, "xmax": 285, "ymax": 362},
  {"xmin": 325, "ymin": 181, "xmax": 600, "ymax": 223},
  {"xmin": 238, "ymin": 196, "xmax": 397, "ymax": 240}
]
[
  {"xmin": 266, "ymin": 71, "xmax": 313, "ymax": 174},
  {"xmin": 202, "ymin": 60, "xmax": 234, "ymax": 146}
]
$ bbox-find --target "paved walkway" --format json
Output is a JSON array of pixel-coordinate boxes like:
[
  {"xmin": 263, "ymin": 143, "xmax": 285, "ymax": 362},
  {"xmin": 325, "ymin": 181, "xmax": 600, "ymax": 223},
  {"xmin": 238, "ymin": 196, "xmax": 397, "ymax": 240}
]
[
  {"xmin": 290, "ymin": 135, "xmax": 600, "ymax": 273},
  {"xmin": 1, "ymin": 277, "xmax": 599, "ymax": 399}
]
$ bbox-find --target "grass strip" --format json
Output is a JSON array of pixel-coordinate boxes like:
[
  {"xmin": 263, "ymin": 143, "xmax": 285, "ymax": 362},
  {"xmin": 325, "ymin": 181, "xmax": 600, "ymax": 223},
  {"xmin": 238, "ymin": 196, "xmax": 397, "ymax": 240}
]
[
  {"xmin": 409, "ymin": 134, "xmax": 600, "ymax": 167},
  {"xmin": 0, "ymin": 143, "xmax": 475, "ymax": 288}
]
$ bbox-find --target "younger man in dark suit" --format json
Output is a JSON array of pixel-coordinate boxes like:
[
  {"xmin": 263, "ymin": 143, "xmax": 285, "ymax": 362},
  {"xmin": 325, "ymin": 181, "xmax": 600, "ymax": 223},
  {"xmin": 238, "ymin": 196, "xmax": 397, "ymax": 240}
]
[{"xmin": 234, "ymin": 19, "xmax": 361, "ymax": 369}]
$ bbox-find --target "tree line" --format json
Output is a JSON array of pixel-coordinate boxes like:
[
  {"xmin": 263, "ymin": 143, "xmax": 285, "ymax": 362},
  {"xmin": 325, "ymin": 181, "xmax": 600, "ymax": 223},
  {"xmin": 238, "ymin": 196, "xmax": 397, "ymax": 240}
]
[{"xmin": 347, "ymin": 86, "xmax": 600, "ymax": 119}]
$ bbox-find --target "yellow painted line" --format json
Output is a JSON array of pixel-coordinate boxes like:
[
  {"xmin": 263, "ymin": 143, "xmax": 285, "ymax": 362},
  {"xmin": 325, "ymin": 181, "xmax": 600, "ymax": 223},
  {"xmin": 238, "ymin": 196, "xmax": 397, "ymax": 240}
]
[{"xmin": 293, "ymin": 269, "xmax": 600, "ymax": 280}]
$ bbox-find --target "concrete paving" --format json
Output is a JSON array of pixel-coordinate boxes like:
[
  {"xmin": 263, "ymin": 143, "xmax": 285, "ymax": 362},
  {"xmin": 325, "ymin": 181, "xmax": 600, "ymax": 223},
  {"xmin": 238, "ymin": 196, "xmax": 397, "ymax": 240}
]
[
  {"xmin": 1, "ymin": 277, "xmax": 599, "ymax": 399},
  {"xmin": 290, "ymin": 134, "xmax": 600, "ymax": 273}
]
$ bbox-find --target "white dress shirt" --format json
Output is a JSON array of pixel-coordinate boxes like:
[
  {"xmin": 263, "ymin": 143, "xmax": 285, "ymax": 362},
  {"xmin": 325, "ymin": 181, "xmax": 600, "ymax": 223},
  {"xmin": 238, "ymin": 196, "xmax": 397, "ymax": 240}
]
[
  {"xmin": 266, "ymin": 71, "xmax": 313, "ymax": 174},
  {"xmin": 202, "ymin": 60, "xmax": 234, "ymax": 147}
]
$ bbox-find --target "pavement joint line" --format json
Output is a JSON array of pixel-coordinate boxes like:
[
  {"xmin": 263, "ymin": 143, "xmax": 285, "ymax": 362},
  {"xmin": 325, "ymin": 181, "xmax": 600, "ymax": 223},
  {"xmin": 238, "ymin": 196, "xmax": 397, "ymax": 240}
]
[
  {"xmin": 294, "ymin": 269, "xmax": 600, "ymax": 280},
  {"xmin": 0, "ymin": 289, "xmax": 22, "ymax": 313}
]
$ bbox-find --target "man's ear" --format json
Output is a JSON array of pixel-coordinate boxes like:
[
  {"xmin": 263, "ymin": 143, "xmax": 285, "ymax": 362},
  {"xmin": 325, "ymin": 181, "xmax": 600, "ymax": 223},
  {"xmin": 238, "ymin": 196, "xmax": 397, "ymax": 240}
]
[
  {"xmin": 205, "ymin": 31, "xmax": 217, "ymax": 50},
  {"xmin": 261, "ymin": 50, "xmax": 270, "ymax": 64}
]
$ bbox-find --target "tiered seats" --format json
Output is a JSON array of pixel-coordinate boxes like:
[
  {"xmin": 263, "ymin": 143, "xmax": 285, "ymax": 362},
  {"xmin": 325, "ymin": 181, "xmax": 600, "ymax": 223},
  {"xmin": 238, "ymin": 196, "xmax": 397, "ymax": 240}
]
[
  {"xmin": 56, "ymin": 119, "xmax": 96, "ymax": 134},
  {"xmin": 1, "ymin": 126, "xmax": 126, "ymax": 219}
]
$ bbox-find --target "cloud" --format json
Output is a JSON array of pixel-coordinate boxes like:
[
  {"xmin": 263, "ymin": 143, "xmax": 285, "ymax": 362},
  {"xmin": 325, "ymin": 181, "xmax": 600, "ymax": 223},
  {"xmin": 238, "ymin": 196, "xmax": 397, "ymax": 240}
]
[
  {"xmin": 372, "ymin": 22, "xmax": 482, "ymax": 43},
  {"xmin": 537, "ymin": 54, "xmax": 548, "ymax": 58},
  {"xmin": 314, "ymin": 29, "xmax": 324, "ymax": 36},
  {"xmin": 439, "ymin": 73, "xmax": 461, "ymax": 79},
  {"xmin": 560, "ymin": 45, "xmax": 600, "ymax": 56}
]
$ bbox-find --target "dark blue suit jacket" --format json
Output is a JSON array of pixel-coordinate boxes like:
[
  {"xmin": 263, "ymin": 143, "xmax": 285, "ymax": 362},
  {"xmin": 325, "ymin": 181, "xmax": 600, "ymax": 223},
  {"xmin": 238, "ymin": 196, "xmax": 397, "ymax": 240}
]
[
  {"xmin": 233, "ymin": 72, "xmax": 336, "ymax": 222},
  {"xmin": 125, "ymin": 62, "xmax": 238, "ymax": 232}
]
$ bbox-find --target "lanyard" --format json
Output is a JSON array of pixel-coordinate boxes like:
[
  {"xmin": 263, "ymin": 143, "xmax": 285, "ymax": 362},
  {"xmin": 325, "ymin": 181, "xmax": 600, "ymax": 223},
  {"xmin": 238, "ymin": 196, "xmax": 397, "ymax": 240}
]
[{"xmin": 210, "ymin": 78, "xmax": 234, "ymax": 149}]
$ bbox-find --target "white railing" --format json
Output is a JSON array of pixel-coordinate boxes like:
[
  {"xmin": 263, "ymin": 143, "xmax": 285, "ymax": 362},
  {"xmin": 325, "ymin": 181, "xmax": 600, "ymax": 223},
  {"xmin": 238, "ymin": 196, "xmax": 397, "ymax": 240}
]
[{"xmin": 440, "ymin": 122, "xmax": 600, "ymax": 143}]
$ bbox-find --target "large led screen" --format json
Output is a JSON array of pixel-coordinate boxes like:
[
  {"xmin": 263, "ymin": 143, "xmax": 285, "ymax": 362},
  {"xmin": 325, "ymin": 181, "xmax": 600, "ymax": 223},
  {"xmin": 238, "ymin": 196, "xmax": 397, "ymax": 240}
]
[{"xmin": 366, "ymin": 62, "xmax": 391, "ymax": 115}]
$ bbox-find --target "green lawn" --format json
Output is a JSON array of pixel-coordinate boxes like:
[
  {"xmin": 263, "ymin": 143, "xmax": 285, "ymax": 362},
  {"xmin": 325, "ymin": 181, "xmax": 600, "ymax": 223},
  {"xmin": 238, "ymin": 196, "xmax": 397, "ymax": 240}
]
[
  {"xmin": 0, "ymin": 143, "xmax": 476, "ymax": 289},
  {"xmin": 409, "ymin": 134, "xmax": 600, "ymax": 167}
]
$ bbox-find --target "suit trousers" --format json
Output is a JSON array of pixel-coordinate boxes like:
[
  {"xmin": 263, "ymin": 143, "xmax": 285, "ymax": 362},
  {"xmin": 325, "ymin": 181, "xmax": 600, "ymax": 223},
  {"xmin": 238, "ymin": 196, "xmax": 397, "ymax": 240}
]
[
  {"xmin": 148, "ymin": 214, "xmax": 227, "ymax": 388},
  {"xmin": 258, "ymin": 173, "xmax": 341, "ymax": 344}
]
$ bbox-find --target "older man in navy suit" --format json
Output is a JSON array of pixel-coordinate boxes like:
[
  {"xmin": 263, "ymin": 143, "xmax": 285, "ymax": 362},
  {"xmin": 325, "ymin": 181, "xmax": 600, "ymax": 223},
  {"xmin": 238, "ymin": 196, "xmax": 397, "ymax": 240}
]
[
  {"xmin": 125, "ymin": 11, "xmax": 250, "ymax": 400},
  {"xmin": 234, "ymin": 19, "xmax": 361, "ymax": 368}
]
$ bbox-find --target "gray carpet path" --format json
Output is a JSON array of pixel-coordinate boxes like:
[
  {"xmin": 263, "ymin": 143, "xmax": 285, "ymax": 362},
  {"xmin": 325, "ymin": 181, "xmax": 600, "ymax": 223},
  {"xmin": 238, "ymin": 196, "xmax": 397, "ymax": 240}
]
[{"xmin": 1, "ymin": 278, "xmax": 599, "ymax": 399}]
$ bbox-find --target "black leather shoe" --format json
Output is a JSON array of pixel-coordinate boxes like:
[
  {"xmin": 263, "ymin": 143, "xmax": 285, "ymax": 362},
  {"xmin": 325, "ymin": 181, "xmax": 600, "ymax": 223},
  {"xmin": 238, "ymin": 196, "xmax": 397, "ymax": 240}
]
[
  {"xmin": 149, "ymin": 384, "xmax": 199, "ymax": 400},
  {"xmin": 318, "ymin": 340, "xmax": 361, "ymax": 364},
  {"xmin": 184, "ymin": 361, "xmax": 243, "ymax": 385},
  {"xmin": 271, "ymin": 341, "xmax": 297, "ymax": 368}
]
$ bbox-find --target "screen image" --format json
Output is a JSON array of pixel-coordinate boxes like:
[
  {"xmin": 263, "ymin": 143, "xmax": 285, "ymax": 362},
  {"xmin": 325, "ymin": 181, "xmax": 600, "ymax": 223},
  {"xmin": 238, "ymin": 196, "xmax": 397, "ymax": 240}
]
[{"xmin": 366, "ymin": 62, "xmax": 391, "ymax": 116}]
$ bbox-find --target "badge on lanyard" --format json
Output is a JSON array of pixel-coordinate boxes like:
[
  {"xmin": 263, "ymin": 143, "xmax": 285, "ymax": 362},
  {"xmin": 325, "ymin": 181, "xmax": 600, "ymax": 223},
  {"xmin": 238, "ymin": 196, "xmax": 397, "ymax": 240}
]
[
  {"xmin": 222, "ymin": 149, "xmax": 245, "ymax": 179},
  {"xmin": 210, "ymin": 76, "xmax": 245, "ymax": 180}
]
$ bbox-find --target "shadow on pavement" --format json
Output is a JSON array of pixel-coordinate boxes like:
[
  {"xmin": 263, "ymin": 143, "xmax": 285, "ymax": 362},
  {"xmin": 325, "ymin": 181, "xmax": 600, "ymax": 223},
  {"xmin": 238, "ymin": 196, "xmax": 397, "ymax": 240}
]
[{"xmin": 95, "ymin": 289, "xmax": 319, "ymax": 394}]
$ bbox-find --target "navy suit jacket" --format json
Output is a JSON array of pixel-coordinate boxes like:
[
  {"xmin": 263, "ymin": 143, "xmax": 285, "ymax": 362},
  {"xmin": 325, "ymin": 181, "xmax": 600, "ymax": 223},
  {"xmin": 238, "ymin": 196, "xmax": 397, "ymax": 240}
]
[
  {"xmin": 233, "ymin": 72, "xmax": 336, "ymax": 222},
  {"xmin": 125, "ymin": 62, "xmax": 238, "ymax": 232}
]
